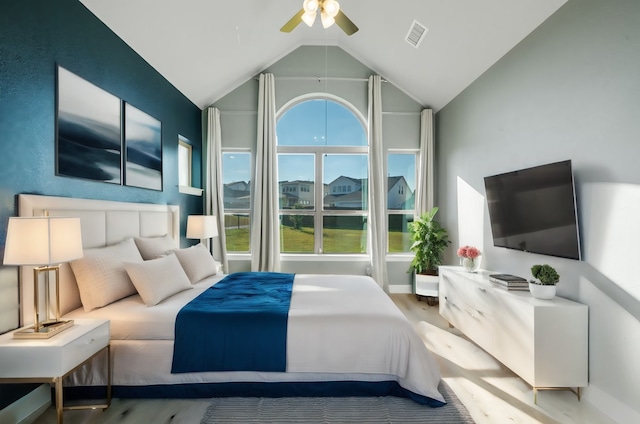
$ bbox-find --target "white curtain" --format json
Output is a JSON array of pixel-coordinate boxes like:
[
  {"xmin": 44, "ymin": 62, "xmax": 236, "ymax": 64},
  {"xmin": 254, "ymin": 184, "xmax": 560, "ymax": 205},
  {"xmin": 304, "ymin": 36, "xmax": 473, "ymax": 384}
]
[
  {"xmin": 251, "ymin": 73, "xmax": 280, "ymax": 272},
  {"xmin": 367, "ymin": 75, "xmax": 388, "ymax": 292},
  {"xmin": 415, "ymin": 109, "xmax": 435, "ymax": 214},
  {"xmin": 205, "ymin": 106, "xmax": 229, "ymax": 272}
]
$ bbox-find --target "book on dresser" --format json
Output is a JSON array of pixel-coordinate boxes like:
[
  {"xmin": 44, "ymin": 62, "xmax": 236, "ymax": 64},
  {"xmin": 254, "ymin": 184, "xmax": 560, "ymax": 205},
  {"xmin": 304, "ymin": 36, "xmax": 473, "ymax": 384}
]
[{"xmin": 489, "ymin": 274, "xmax": 529, "ymax": 290}]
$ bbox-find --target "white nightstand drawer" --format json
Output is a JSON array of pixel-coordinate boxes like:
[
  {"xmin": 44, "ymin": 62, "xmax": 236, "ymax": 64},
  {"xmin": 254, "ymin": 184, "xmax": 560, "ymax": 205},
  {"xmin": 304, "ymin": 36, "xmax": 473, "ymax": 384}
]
[
  {"xmin": 59, "ymin": 320, "xmax": 109, "ymax": 375},
  {"xmin": 0, "ymin": 319, "xmax": 110, "ymax": 378}
]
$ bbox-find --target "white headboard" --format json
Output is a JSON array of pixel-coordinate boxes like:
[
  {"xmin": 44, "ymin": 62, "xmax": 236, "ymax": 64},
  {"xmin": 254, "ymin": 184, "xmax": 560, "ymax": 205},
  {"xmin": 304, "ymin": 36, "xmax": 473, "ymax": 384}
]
[{"xmin": 17, "ymin": 194, "xmax": 180, "ymax": 325}]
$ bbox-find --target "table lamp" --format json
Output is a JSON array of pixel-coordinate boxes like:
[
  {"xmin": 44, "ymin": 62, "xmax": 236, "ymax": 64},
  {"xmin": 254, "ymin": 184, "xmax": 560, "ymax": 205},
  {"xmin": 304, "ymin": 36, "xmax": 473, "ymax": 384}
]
[
  {"xmin": 3, "ymin": 216, "xmax": 83, "ymax": 339},
  {"xmin": 186, "ymin": 215, "xmax": 218, "ymax": 245}
]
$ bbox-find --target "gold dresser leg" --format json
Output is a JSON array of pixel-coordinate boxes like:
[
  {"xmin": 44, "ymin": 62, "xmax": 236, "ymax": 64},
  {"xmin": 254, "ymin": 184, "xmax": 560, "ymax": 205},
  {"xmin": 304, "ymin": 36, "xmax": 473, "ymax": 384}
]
[{"xmin": 533, "ymin": 386, "xmax": 581, "ymax": 404}]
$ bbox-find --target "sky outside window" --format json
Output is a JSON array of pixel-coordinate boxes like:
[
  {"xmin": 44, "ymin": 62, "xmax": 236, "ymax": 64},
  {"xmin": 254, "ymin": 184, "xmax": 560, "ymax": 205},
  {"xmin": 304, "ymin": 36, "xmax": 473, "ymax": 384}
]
[
  {"xmin": 277, "ymin": 99, "xmax": 366, "ymax": 147},
  {"xmin": 387, "ymin": 153, "xmax": 415, "ymax": 193},
  {"xmin": 222, "ymin": 152, "xmax": 251, "ymax": 184}
]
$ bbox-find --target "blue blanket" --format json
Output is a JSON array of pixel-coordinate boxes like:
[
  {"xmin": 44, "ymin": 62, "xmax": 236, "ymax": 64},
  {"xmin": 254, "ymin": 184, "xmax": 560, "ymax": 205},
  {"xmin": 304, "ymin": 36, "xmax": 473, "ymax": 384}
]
[{"xmin": 171, "ymin": 272, "xmax": 295, "ymax": 373}]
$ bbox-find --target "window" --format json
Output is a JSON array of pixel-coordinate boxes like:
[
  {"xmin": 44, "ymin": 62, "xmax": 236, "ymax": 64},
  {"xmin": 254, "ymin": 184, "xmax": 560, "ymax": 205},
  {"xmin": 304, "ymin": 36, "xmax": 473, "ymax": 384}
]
[
  {"xmin": 177, "ymin": 136, "xmax": 203, "ymax": 196},
  {"xmin": 387, "ymin": 152, "xmax": 417, "ymax": 253},
  {"xmin": 277, "ymin": 98, "xmax": 368, "ymax": 254},
  {"xmin": 222, "ymin": 151, "xmax": 251, "ymax": 252},
  {"xmin": 178, "ymin": 136, "xmax": 192, "ymax": 187}
]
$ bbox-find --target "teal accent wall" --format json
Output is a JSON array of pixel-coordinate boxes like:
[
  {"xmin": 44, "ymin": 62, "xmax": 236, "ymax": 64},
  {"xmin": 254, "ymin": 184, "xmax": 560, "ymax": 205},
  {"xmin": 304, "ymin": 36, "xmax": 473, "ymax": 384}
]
[
  {"xmin": 0, "ymin": 0, "xmax": 204, "ymax": 409},
  {"xmin": 0, "ymin": 0, "xmax": 204, "ymax": 334}
]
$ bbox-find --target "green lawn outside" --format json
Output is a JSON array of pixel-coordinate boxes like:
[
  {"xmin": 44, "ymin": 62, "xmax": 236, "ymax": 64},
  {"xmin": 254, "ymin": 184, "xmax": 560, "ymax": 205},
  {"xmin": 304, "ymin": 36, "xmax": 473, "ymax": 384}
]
[{"xmin": 226, "ymin": 225, "xmax": 409, "ymax": 253}]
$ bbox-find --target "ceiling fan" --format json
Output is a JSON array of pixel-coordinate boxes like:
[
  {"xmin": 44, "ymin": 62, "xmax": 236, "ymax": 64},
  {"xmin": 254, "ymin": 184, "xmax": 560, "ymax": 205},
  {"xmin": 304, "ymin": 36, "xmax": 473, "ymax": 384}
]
[{"xmin": 280, "ymin": 0, "xmax": 359, "ymax": 36}]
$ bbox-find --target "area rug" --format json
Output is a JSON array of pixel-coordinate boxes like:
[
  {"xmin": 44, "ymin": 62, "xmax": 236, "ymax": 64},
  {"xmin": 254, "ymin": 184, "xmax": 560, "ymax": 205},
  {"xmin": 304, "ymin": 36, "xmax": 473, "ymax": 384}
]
[{"xmin": 200, "ymin": 381, "xmax": 475, "ymax": 423}]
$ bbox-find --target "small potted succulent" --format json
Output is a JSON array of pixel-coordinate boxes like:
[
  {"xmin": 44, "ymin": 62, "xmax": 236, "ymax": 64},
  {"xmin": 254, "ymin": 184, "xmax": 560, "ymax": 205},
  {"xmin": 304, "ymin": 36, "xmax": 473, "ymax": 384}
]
[{"xmin": 529, "ymin": 264, "xmax": 559, "ymax": 299}]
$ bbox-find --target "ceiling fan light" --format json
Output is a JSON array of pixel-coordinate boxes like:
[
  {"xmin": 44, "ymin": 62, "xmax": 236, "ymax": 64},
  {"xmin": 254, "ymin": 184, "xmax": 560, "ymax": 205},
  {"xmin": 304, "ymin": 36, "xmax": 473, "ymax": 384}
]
[
  {"xmin": 302, "ymin": 11, "xmax": 317, "ymax": 27},
  {"xmin": 323, "ymin": 0, "xmax": 340, "ymax": 18},
  {"xmin": 303, "ymin": 0, "xmax": 319, "ymax": 14},
  {"xmin": 320, "ymin": 11, "xmax": 335, "ymax": 29}
]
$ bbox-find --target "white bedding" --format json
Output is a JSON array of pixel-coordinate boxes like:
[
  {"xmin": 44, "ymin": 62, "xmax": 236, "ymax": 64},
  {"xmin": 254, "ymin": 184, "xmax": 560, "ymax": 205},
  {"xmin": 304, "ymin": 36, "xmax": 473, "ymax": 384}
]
[
  {"xmin": 64, "ymin": 275, "xmax": 226, "ymax": 340},
  {"xmin": 64, "ymin": 273, "xmax": 445, "ymax": 404}
]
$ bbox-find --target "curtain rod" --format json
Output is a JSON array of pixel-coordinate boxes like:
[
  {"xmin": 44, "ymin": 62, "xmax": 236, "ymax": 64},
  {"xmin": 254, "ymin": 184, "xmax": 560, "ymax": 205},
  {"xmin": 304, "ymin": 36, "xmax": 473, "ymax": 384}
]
[
  {"xmin": 220, "ymin": 110, "xmax": 419, "ymax": 116},
  {"xmin": 253, "ymin": 76, "xmax": 388, "ymax": 83}
]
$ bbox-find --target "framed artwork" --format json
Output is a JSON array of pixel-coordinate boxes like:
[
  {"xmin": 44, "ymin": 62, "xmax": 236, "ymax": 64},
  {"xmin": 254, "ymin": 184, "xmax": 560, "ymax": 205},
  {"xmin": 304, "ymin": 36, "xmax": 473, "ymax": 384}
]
[
  {"xmin": 124, "ymin": 103, "xmax": 162, "ymax": 191},
  {"xmin": 56, "ymin": 66, "xmax": 164, "ymax": 191},
  {"xmin": 56, "ymin": 66, "xmax": 122, "ymax": 184}
]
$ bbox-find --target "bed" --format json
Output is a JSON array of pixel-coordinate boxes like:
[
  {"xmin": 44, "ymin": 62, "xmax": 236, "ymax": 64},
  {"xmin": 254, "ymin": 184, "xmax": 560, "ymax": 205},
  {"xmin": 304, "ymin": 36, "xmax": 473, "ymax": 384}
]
[{"xmin": 17, "ymin": 194, "xmax": 445, "ymax": 407}]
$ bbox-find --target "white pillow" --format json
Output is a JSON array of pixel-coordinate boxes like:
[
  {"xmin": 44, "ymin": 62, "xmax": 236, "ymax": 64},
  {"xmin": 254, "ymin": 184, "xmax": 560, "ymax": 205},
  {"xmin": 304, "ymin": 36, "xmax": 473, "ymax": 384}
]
[
  {"xmin": 70, "ymin": 238, "xmax": 143, "ymax": 312},
  {"xmin": 124, "ymin": 254, "xmax": 192, "ymax": 306},
  {"xmin": 134, "ymin": 235, "xmax": 176, "ymax": 260},
  {"xmin": 173, "ymin": 243, "xmax": 218, "ymax": 283}
]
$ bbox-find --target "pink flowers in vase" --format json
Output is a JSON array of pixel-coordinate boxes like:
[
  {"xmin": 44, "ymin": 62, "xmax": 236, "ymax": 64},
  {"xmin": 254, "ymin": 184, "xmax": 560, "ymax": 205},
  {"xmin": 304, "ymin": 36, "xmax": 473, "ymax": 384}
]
[
  {"xmin": 457, "ymin": 245, "xmax": 481, "ymax": 260},
  {"xmin": 457, "ymin": 246, "xmax": 482, "ymax": 272}
]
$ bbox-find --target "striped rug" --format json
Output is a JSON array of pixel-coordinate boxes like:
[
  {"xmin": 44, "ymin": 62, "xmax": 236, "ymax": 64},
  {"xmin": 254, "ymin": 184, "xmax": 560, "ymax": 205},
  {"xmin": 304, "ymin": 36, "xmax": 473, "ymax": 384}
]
[{"xmin": 200, "ymin": 381, "xmax": 474, "ymax": 423}]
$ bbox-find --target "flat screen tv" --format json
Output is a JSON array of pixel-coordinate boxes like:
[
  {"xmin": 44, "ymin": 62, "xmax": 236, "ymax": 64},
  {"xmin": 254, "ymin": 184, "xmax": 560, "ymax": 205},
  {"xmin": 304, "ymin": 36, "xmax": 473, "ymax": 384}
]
[{"xmin": 484, "ymin": 160, "xmax": 581, "ymax": 260}]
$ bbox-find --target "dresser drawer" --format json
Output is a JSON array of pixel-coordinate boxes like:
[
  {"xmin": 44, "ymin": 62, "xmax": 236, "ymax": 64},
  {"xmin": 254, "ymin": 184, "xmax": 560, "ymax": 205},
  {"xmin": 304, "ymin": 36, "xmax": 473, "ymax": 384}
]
[{"xmin": 439, "ymin": 272, "xmax": 466, "ymax": 327}]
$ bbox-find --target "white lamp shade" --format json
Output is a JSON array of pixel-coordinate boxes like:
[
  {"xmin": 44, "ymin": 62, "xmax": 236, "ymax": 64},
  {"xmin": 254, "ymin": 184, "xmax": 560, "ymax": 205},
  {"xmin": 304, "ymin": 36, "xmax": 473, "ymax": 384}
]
[
  {"xmin": 3, "ymin": 217, "xmax": 83, "ymax": 265},
  {"xmin": 186, "ymin": 215, "xmax": 218, "ymax": 239}
]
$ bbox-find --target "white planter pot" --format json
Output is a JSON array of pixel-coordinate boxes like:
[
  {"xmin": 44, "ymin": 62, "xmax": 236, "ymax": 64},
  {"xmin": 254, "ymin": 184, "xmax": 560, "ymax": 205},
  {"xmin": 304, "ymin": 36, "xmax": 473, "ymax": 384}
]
[
  {"xmin": 414, "ymin": 273, "xmax": 439, "ymax": 298},
  {"xmin": 528, "ymin": 282, "xmax": 557, "ymax": 300}
]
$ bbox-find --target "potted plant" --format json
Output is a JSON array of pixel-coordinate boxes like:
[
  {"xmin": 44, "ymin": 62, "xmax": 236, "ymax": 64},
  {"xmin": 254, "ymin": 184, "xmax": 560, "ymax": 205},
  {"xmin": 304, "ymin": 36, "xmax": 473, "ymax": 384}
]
[
  {"xmin": 529, "ymin": 264, "xmax": 559, "ymax": 299},
  {"xmin": 408, "ymin": 207, "xmax": 451, "ymax": 304}
]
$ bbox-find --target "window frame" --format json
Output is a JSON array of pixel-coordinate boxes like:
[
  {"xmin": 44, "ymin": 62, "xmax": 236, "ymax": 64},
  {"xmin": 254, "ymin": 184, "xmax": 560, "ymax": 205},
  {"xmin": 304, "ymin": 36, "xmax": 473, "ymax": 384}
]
[
  {"xmin": 222, "ymin": 149, "xmax": 252, "ymax": 253},
  {"xmin": 178, "ymin": 135, "xmax": 202, "ymax": 196},
  {"xmin": 277, "ymin": 95, "xmax": 369, "ymax": 255},
  {"xmin": 386, "ymin": 149, "xmax": 419, "ymax": 254},
  {"xmin": 178, "ymin": 137, "xmax": 192, "ymax": 187}
]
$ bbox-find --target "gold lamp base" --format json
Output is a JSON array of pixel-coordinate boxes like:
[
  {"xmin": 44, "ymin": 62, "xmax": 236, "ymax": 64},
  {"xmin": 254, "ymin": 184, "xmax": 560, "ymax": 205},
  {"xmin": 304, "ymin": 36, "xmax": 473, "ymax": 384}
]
[{"xmin": 13, "ymin": 320, "xmax": 74, "ymax": 339}]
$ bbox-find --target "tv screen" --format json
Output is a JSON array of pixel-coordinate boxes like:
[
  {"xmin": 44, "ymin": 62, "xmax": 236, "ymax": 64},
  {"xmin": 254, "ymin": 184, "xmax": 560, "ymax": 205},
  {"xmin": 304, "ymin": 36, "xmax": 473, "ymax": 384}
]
[{"xmin": 484, "ymin": 160, "xmax": 581, "ymax": 260}]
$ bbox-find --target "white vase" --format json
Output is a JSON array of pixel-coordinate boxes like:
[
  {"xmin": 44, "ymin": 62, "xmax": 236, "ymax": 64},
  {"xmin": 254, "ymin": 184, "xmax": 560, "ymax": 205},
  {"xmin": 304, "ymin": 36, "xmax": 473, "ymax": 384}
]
[
  {"xmin": 528, "ymin": 282, "xmax": 556, "ymax": 299},
  {"xmin": 461, "ymin": 256, "xmax": 481, "ymax": 273}
]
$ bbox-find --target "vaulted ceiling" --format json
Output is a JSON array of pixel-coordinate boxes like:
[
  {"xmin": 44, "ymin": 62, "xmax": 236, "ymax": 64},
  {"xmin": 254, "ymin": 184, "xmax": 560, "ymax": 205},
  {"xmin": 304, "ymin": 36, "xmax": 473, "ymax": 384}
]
[{"xmin": 79, "ymin": 0, "xmax": 567, "ymax": 111}]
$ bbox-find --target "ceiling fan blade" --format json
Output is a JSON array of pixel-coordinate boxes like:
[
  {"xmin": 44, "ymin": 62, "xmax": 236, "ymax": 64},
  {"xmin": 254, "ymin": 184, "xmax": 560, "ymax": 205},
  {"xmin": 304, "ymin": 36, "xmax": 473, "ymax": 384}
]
[
  {"xmin": 280, "ymin": 9, "xmax": 305, "ymax": 33},
  {"xmin": 334, "ymin": 10, "xmax": 359, "ymax": 35}
]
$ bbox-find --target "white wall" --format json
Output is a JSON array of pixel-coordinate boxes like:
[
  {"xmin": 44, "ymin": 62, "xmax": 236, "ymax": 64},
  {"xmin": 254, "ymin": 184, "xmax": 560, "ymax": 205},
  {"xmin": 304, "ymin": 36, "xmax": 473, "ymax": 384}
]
[
  {"xmin": 214, "ymin": 46, "xmax": 424, "ymax": 289},
  {"xmin": 436, "ymin": 0, "xmax": 640, "ymax": 421}
]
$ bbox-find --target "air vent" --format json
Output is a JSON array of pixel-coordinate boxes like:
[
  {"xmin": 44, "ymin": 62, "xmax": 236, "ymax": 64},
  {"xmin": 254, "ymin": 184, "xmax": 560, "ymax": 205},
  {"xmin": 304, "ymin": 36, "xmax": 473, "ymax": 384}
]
[{"xmin": 405, "ymin": 20, "xmax": 428, "ymax": 48}]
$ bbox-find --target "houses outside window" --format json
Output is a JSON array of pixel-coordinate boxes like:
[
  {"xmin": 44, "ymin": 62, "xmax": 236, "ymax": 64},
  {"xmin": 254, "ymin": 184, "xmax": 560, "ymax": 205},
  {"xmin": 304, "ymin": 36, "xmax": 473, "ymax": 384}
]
[
  {"xmin": 387, "ymin": 152, "xmax": 417, "ymax": 253},
  {"xmin": 219, "ymin": 104, "xmax": 419, "ymax": 256},
  {"xmin": 222, "ymin": 151, "xmax": 251, "ymax": 252}
]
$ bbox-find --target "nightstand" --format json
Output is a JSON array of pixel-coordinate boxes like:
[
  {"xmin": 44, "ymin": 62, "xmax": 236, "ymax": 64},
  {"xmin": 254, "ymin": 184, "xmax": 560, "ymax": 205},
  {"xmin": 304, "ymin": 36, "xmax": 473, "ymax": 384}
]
[{"xmin": 0, "ymin": 319, "xmax": 111, "ymax": 424}]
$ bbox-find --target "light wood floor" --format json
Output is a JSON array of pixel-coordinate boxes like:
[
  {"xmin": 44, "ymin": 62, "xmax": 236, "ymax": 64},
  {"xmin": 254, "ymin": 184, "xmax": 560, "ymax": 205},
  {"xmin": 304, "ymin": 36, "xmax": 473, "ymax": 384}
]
[
  {"xmin": 34, "ymin": 294, "xmax": 614, "ymax": 424},
  {"xmin": 393, "ymin": 294, "xmax": 613, "ymax": 424}
]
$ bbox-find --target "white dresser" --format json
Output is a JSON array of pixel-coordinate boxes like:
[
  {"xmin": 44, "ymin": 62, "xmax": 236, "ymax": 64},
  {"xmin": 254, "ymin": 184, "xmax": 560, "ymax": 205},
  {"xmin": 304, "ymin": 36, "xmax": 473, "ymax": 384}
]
[{"xmin": 438, "ymin": 266, "xmax": 588, "ymax": 401}]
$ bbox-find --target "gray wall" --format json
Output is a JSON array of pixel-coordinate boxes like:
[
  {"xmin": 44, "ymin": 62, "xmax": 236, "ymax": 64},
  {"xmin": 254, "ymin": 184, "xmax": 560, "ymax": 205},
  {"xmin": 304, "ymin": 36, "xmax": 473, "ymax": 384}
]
[
  {"xmin": 436, "ymin": 0, "xmax": 640, "ymax": 421},
  {"xmin": 214, "ymin": 46, "xmax": 423, "ymax": 288}
]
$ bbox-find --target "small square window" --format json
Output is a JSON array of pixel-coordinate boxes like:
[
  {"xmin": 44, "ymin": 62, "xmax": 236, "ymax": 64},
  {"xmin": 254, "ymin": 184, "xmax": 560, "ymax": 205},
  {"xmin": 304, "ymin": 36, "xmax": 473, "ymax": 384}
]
[{"xmin": 178, "ymin": 136, "xmax": 192, "ymax": 187}]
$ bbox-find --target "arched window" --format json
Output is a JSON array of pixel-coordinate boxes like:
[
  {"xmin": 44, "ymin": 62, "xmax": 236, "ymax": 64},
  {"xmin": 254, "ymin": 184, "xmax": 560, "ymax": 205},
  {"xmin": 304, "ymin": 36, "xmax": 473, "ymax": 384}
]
[{"xmin": 277, "ymin": 97, "xmax": 368, "ymax": 254}]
